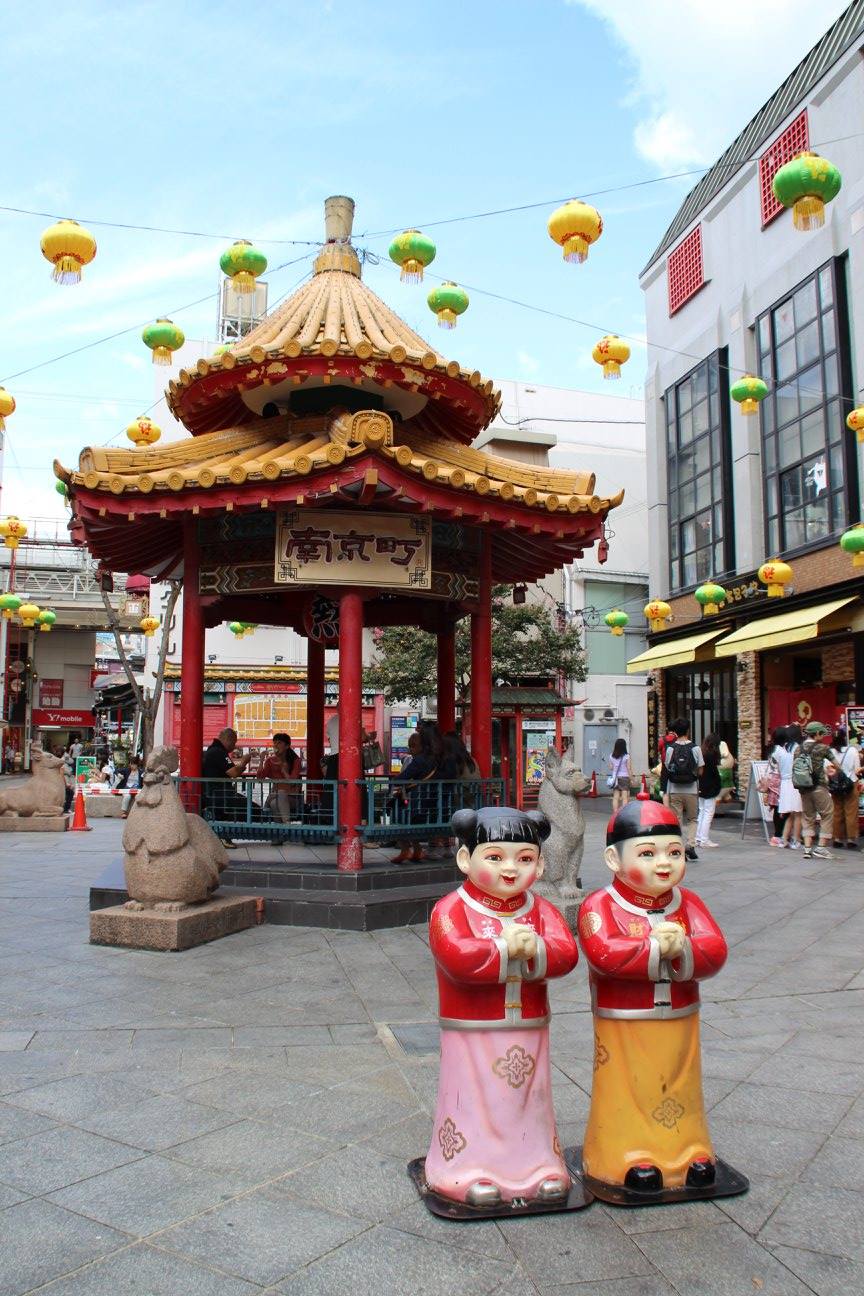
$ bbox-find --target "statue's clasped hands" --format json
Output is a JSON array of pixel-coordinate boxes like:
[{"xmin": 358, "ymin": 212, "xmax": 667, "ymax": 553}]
[
  {"xmin": 506, "ymin": 925, "xmax": 538, "ymax": 962},
  {"xmin": 653, "ymin": 921, "xmax": 686, "ymax": 960}
]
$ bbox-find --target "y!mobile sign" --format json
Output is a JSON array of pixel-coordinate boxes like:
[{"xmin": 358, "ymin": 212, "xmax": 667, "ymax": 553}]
[{"xmin": 32, "ymin": 709, "xmax": 94, "ymax": 728}]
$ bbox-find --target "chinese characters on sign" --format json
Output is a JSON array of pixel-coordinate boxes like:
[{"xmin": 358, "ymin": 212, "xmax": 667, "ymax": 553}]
[
  {"xmin": 39, "ymin": 679, "xmax": 64, "ymax": 708},
  {"xmin": 275, "ymin": 510, "xmax": 431, "ymax": 590}
]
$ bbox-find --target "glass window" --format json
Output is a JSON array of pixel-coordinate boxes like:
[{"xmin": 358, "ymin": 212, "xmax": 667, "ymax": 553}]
[
  {"xmin": 665, "ymin": 352, "xmax": 732, "ymax": 592},
  {"xmin": 758, "ymin": 260, "xmax": 851, "ymax": 554}
]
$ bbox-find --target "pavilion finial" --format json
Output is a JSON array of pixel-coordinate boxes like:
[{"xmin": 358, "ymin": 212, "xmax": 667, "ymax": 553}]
[{"xmin": 314, "ymin": 195, "xmax": 360, "ymax": 276}]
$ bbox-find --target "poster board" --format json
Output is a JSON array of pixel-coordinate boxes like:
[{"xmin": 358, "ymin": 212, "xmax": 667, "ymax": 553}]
[
  {"xmin": 389, "ymin": 714, "xmax": 419, "ymax": 774},
  {"xmin": 740, "ymin": 759, "xmax": 773, "ymax": 842},
  {"xmin": 845, "ymin": 707, "xmax": 864, "ymax": 743},
  {"xmin": 75, "ymin": 756, "xmax": 98, "ymax": 784}
]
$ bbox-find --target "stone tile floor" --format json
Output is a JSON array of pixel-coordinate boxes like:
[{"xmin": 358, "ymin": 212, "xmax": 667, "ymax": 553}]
[{"xmin": 0, "ymin": 808, "xmax": 861, "ymax": 1293}]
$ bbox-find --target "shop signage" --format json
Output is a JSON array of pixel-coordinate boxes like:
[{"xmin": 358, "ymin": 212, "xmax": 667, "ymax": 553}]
[
  {"xmin": 275, "ymin": 510, "xmax": 431, "ymax": 590},
  {"xmin": 39, "ymin": 679, "xmax": 64, "ymax": 708},
  {"xmin": 646, "ymin": 690, "xmax": 659, "ymax": 765},
  {"xmin": 845, "ymin": 706, "xmax": 864, "ymax": 742},
  {"xmin": 33, "ymin": 708, "xmax": 94, "ymax": 728}
]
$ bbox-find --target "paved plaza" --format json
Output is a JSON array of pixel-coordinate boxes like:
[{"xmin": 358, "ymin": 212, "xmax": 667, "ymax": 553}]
[{"xmin": 0, "ymin": 808, "xmax": 862, "ymax": 1295}]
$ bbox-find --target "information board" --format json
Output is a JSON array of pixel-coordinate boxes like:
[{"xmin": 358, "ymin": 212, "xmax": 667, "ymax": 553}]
[{"xmin": 740, "ymin": 759, "xmax": 773, "ymax": 842}]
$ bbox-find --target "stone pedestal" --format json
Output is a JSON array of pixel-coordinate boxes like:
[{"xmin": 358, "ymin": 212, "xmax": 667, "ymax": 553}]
[
  {"xmin": 0, "ymin": 816, "xmax": 67, "ymax": 832},
  {"xmin": 89, "ymin": 894, "xmax": 258, "ymax": 951},
  {"xmin": 84, "ymin": 796, "xmax": 124, "ymax": 819}
]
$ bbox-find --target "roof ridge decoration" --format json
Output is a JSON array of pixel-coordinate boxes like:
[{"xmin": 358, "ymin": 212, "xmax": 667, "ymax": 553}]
[{"xmin": 642, "ymin": 0, "xmax": 864, "ymax": 274}]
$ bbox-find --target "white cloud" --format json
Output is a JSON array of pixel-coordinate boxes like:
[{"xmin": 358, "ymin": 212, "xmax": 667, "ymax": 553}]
[
  {"xmin": 517, "ymin": 350, "xmax": 540, "ymax": 376},
  {"xmin": 570, "ymin": 0, "xmax": 851, "ymax": 169}
]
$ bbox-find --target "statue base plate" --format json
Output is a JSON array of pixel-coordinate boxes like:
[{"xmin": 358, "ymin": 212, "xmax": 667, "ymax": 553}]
[
  {"xmin": 0, "ymin": 816, "xmax": 67, "ymax": 832},
  {"xmin": 569, "ymin": 1148, "xmax": 749, "ymax": 1207},
  {"xmin": 407, "ymin": 1153, "xmax": 593, "ymax": 1220},
  {"xmin": 90, "ymin": 894, "xmax": 258, "ymax": 951}
]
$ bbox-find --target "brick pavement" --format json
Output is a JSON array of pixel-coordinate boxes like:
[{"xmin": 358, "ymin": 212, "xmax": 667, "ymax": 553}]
[{"xmin": 0, "ymin": 808, "xmax": 862, "ymax": 1294}]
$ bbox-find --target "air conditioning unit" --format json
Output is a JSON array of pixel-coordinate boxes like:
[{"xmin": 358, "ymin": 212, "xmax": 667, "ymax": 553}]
[
  {"xmin": 603, "ymin": 708, "xmax": 616, "ymax": 720},
  {"xmin": 584, "ymin": 709, "xmax": 595, "ymax": 721}
]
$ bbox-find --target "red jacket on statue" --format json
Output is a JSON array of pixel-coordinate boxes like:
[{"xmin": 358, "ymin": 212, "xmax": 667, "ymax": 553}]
[
  {"xmin": 429, "ymin": 879, "xmax": 579, "ymax": 1028},
  {"xmin": 579, "ymin": 878, "xmax": 727, "ymax": 1020}
]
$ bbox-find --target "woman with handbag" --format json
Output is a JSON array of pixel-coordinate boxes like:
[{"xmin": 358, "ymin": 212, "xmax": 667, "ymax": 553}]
[
  {"xmin": 388, "ymin": 723, "xmax": 439, "ymax": 863},
  {"xmin": 695, "ymin": 732, "xmax": 722, "ymax": 848},
  {"xmin": 829, "ymin": 729, "xmax": 861, "ymax": 850},
  {"xmin": 606, "ymin": 738, "xmax": 632, "ymax": 812}
]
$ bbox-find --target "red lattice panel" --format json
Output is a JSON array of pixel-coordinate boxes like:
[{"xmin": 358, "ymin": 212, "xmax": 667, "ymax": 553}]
[
  {"xmin": 667, "ymin": 225, "xmax": 704, "ymax": 316},
  {"xmin": 759, "ymin": 110, "xmax": 809, "ymax": 227}
]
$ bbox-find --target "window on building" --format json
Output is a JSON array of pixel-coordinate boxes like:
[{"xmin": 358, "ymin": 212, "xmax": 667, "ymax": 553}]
[
  {"xmin": 584, "ymin": 580, "xmax": 648, "ymax": 675},
  {"xmin": 667, "ymin": 225, "xmax": 705, "ymax": 316},
  {"xmin": 665, "ymin": 351, "xmax": 732, "ymax": 593},
  {"xmin": 759, "ymin": 111, "xmax": 809, "ymax": 227},
  {"xmin": 665, "ymin": 663, "xmax": 737, "ymax": 750},
  {"xmin": 758, "ymin": 260, "xmax": 852, "ymax": 556}
]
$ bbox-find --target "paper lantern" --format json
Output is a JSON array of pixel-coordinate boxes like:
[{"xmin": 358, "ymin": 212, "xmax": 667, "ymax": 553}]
[
  {"xmin": 846, "ymin": 406, "xmax": 864, "ymax": 444},
  {"xmin": 644, "ymin": 599, "xmax": 671, "ymax": 633},
  {"xmin": 0, "ymin": 517, "xmax": 27, "ymax": 550},
  {"xmin": 592, "ymin": 335, "xmax": 630, "ymax": 379},
  {"xmin": 730, "ymin": 375, "xmax": 768, "ymax": 415},
  {"xmin": 126, "ymin": 416, "xmax": 162, "ymax": 447},
  {"xmin": 547, "ymin": 199, "xmax": 603, "ymax": 264},
  {"xmin": 40, "ymin": 219, "xmax": 97, "ymax": 284},
  {"xmin": 840, "ymin": 525, "xmax": 864, "ymax": 568},
  {"xmin": 772, "ymin": 152, "xmax": 842, "ymax": 231},
  {"xmin": 17, "ymin": 602, "xmax": 41, "ymax": 628},
  {"xmin": 605, "ymin": 609, "xmax": 629, "ymax": 636},
  {"xmin": 0, "ymin": 594, "xmax": 21, "ymax": 620},
  {"xmin": 388, "ymin": 229, "xmax": 436, "ymax": 283},
  {"xmin": 219, "ymin": 240, "xmax": 267, "ymax": 295},
  {"xmin": 38, "ymin": 609, "xmax": 57, "ymax": 633},
  {"xmin": 228, "ymin": 621, "xmax": 245, "ymax": 637},
  {"xmin": 142, "ymin": 318, "xmax": 185, "ymax": 366},
  {"xmin": 0, "ymin": 387, "xmax": 15, "ymax": 431},
  {"xmin": 427, "ymin": 282, "xmax": 468, "ymax": 329},
  {"xmin": 139, "ymin": 615, "xmax": 160, "ymax": 638},
  {"xmin": 55, "ymin": 480, "xmax": 68, "ymax": 497},
  {"xmin": 695, "ymin": 583, "xmax": 727, "ymax": 615},
  {"xmin": 758, "ymin": 559, "xmax": 793, "ymax": 598}
]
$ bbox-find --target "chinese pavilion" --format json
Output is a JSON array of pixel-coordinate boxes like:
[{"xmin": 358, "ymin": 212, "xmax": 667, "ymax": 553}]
[{"xmin": 58, "ymin": 197, "xmax": 622, "ymax": 871}]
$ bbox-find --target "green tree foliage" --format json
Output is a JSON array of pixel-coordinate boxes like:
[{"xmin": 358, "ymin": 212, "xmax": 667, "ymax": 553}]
[{"xmin": 364, "ymin": 587, "xmax": 586, "ymax": 706}]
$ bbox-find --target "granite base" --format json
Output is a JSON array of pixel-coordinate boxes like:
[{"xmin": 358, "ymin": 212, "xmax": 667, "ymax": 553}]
[
  {"xmin": 89, "ymin": 893, "xmax": 258, "ymax": 951},
  {"xmin": 0, "ymin": 816, "xmax": 67, "ymax": 832}
]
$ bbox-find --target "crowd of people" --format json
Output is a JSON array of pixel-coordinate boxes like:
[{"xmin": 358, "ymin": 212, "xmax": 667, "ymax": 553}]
[{"xmin": 761, "ymin": 722, "xmax": 860, "ymax": 857}]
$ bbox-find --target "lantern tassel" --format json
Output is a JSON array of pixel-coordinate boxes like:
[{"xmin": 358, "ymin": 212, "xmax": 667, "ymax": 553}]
[
  {"xmin": 603, "ymin": 361, "xmax": 621, "ymax": 380},
  {"xmin": 793, "ymin": 195, "xmax": 825, "ymax": 231},
  {"xmin": 611, "ymin": 626, "xmax": 623, "ymax": 636},
  {"xmin": 399, "ymin": 260, "xmax": 423, "ymax": 284},
  {"xmin": 437, "ymin": 309, "xmax": 457, "ymax": 329},
  {"xmin": 51, "ymin": 254, "xmax": 83, "ymax": 285},
  {"xmin": 151, "ymin": 347, "xmax": 172, "ymax": 365},
  {"xmin": 854, "ymin": 553, "xmax": 864, "ymax": 568},
  {"xmin": 0, "ymin": 417, "xmax": 5, "ymax": 432},
  {"xmin": 857, "ymin": 428, "xmax": 864, "ymax": 445},
  {"xmin": 563, "ymin": 236, "xmax": 589, "ymax": 264},
  {"xmin": 232, "ymin": 271, "xmax": 256, "ymax": 295},
  {"xmin": 740, "ymin": 398, "xmax": 758, "ymax": 415}
]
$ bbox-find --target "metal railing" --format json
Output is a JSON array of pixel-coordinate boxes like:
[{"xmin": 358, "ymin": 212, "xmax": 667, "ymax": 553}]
[
  {"xmin": 177, "ymin": 776, "xmax": 340, "ymax": 843},
  {"xmin": 358, "ymin": 777, "xmax": 505, "ymax": 840}
]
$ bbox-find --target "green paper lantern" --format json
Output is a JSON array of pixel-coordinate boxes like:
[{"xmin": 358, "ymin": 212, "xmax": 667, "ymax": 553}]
[
  {"xmin": 219, "ymin": 240, "xmax": 267, "ymax": 294},
  {"xmin": 55, "ymin": 479, "xmax": 68, "ymax": 497},
  {"xmin": 730, "ymin": 374, "xmax": 768, "ymax": 415},
  {"xmin": 772, "ymin": 152, "xmax": 841, "ymax": 231},
  {"xmin": 695, "ymin": 582, "xmax": 727, "ymax": 615},
  {"xmin": 142, "ymin": 318, "xmax": 185, "ymax": 366},
  {"xmin": 388, "ymin": 229, "xmax": 436, "ymax": 284},
  {"xmin": 605, "ymin": 609, "xmax": 629, "ymax": 636},
  {"xmin": 228, "ymin": 621, "xmax": 245, "ymax": 637},
  {"xmin": 840, "ymin": 525, "xmax": 864, "ymax": 569},
  {"xmin": 427, "ymin": 281, "xmax": 468, "ymax": 330},
  {"xmin": 0, "ymin": 593, "xmax": 21, "ymax": 619},
  {"xmin": 38, "ymin": 609, "xmax": 57, "ymax": 632}
]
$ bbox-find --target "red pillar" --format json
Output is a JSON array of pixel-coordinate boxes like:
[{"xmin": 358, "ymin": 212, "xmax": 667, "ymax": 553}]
[
  {"xmin": 436, "ymin": 617, "xmax": 457, "ymax": 734},
  {"xmin": 179, "ymin": 519, "xmax": 204, "ymax": 783},
  {"xmin": 471, "ymin": 533, "xmax": 493, "ymax": 777},
  {"xmin": 306, "ymin": 638, "xmax": 325, "ymax": 779},
  {"xmin": 337, "ymin": 592, "xmax": 364, "ymax": 872}
]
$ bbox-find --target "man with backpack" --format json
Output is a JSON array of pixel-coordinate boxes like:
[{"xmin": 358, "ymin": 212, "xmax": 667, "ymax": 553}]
[
  {"xmin": 793, "ymin": 722, "xmax": 834, "ymax": 859},
  {"xmin": 664, "ymin": 717, "xmax": 704, "ymax": 860}
]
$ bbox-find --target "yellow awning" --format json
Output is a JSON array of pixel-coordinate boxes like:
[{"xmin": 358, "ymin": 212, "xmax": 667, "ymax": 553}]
[
  {"xmin": 626, "ymin": 629, "xmax": 725, "ymax": 674},
  {"xmin": 714, "ymin": 596, "xmax": 857, "ymax": 657}
]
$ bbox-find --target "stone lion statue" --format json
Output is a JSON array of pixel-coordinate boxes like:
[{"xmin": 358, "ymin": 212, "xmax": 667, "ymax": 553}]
[
  {"xmin": 534, "ymin": 746, "xmax": 590, "ymax": 930},
  {"xmin": 122, "ymin": 746, "xmax": 228, "ymax": 911},
  {"xmin": 0, "ymin": 745, "xmax": 65, "ymax": 817}
]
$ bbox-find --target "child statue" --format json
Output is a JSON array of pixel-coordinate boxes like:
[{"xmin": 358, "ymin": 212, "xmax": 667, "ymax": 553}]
[
  {"xmin": 418, "ymin": 806, "xmax": 581, "ymax": 1213},
  {"xmin": 577, "ymin": 800, "xmax": 746, "ymax": 1203}
]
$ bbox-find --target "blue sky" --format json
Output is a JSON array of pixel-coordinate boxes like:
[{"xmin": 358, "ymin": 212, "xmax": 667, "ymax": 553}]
[{"xmin": 0, "ymin": 0, "xmax": 849, "ymax": 519}]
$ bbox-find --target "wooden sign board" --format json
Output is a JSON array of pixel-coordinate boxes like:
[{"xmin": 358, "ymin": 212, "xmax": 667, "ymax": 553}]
[{"xmin": 275, "ymin": 510, "xmax": 431, "ymax": 589}]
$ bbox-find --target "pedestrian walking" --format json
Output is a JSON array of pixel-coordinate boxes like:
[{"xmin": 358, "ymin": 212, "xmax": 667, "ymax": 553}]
[
  {"xmin": 763, "ymin": 727, "xmax": 787, "ymax": 845},
  {"xmin": 695, "ymin": 732, "xmax": 721, "ymax": 848},
  {"xmin": 794, "ymin": 722, "xmax": 834, "ymax": 859},
  {"xmin": 829, "ymin": 728, "xmax": 861, "ymax": 850},
  {"xmin": 607, "ymin": 738, "xmax": 632, "ymax": 812},
  {"xmin": 664, "ymin": 717, "xmax": 704, "ymax": 860},
  {"xmin": 777, "ymin": 723, "xmax": 804, "ymax": 848}
]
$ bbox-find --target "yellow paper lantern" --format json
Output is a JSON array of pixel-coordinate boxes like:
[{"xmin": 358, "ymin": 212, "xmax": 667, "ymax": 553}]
[
  {"xmin": 40, "ymin": 219, "xmax": 97, "ymax": 284},
  {"xmin": 0, "ymin": 387, "xmax": 15, "ymax": 431},
  {"xmin": 0, "ymin": 517, "xmax": 27, "ymax": 550},
  {"xmin": 757, "ymin": 559, "xmax": 793, "ymax": 598},
  {"xmin": 126, "ymin": 416, "xmax": 162, "ymax": 447},
  {"xmin": 592, "ymin": 335, "xmax": 630, "ymax": 379},
  {"xmin": 644, "ymin": 599, "xmax": 672, "ymax": 633},
  {"xmin": 17, "ymin": 602, "xmax": 41, "ymax": 628},
  {"xmin": 139, "ymin": 615, "xmax": 160, "ymax": 638},
  {"xmin": 847, "ymin": 406, "xmax": 864, "ymax": 444},
  {"xmin": 548, "ymin": 200, "xmax": 603, "ymax": 264}
]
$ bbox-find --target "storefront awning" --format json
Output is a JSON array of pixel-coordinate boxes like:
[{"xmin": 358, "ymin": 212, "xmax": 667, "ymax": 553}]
[
  {"xmin": 626, "ymin": 629, "xmax": 725, "ymax": 674},
  {"xmin": 714, "ymin": 596, "xmax": 858, "ymax": 657}
]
